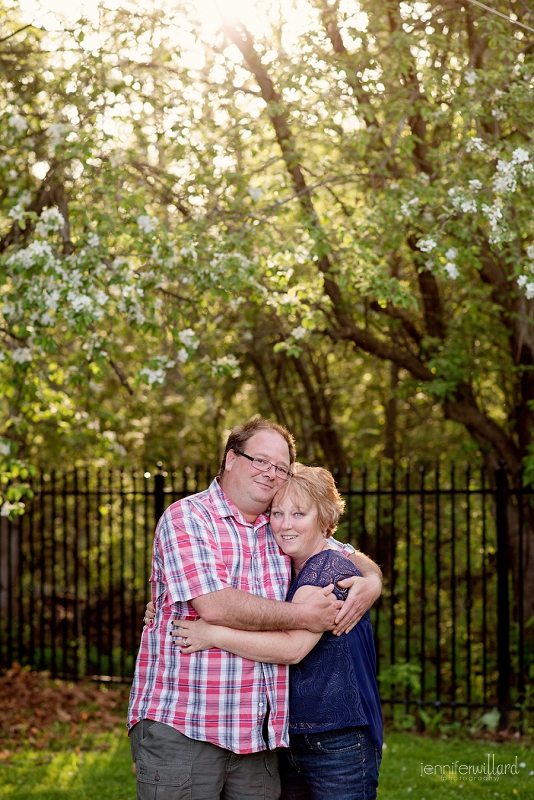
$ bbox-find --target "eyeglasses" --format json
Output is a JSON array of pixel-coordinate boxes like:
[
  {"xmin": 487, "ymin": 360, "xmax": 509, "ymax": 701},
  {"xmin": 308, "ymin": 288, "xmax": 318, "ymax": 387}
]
[{"xmin": 235, "ymin": 450, "xmax": 293, "ymax": 481}]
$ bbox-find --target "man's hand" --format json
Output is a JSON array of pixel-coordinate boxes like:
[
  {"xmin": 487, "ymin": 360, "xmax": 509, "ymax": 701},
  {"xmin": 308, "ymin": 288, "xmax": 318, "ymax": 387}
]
[
  {"xmin": 293, "ymin": 583, "xmax": 343, "ymax": 633},
  {"xmin": 332, "ymin": 573, "xmax": 382, "ymax": 635}
]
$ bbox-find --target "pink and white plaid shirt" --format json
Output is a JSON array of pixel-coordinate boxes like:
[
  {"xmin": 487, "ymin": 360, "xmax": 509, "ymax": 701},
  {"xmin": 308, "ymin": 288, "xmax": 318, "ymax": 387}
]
[{"xmin": 127, "ymin": 478, "xmax": 292, "ymax": 754}]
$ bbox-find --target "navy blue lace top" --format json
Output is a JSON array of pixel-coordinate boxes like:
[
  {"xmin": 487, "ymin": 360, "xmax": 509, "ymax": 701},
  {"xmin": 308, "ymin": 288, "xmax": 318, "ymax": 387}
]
[{"xmin": 286, "ymin": 549, "xmax": 383, "ymax": 753}]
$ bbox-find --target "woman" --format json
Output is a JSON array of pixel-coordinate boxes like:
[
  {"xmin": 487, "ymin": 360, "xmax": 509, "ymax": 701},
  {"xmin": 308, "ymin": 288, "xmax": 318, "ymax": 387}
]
[{"xmin": 172, "ymin": 465, "xmax": 382, "ymax": 800}]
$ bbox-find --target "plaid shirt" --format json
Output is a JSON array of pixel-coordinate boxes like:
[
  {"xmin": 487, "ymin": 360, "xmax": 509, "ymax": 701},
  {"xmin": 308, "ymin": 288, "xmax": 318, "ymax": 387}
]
[{"xmin": 127, "ymin": 478, "xmax": 292, "ymax": 754}]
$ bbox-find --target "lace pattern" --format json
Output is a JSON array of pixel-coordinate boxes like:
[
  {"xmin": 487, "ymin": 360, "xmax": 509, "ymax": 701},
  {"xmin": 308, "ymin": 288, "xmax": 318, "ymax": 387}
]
[{"xmin": 287, "ymin": 550, "xmax": 368, "ymax": 733}]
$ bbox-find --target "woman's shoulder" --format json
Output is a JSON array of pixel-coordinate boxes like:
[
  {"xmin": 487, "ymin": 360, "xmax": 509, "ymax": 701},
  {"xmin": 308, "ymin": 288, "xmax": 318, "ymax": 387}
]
[
  {"xmin": 290, "ymin": 548, "xmax": 362, "ymax": 597},
  {"xmin": 309, "ymin": 547, "xmax": 362, "ymax": 576}
]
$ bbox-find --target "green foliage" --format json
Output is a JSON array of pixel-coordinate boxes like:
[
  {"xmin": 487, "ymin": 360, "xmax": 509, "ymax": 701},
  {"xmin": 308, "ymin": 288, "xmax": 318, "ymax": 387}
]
[
  {"xmin": 378, "ymin": 660, "xmax": 422, "ymax": 696},
  {"xmin": 1, "ymin": 0, "xmax": 534, "ymax": 483}
]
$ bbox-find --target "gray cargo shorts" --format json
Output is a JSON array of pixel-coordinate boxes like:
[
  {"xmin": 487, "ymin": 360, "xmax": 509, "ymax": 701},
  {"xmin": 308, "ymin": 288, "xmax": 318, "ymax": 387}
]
[{"xmin": 130, "ymin": 719, "xmax": 280, "ymax": 800}]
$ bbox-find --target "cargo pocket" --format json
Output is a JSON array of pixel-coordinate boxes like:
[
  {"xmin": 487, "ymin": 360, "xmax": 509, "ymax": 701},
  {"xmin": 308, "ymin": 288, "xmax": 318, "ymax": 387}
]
[{"xmin": 136, "ymin": 760, "xmax": 192, "ymax": 800}]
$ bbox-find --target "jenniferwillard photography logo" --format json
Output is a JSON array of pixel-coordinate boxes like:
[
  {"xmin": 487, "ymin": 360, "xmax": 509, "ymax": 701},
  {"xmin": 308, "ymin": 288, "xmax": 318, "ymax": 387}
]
[{"xmin": 421, "ymin": 754, "xmax": 521, "ymax": 782}]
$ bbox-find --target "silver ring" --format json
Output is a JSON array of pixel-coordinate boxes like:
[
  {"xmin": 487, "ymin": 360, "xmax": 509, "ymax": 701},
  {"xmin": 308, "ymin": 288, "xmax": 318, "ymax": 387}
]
[{"xmin": 183, "ymin": 638, "xmax": 189, "ymax": 647}]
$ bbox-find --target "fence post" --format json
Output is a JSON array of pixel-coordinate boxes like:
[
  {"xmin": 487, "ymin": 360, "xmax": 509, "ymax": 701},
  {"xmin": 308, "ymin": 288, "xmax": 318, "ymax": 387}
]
[
  {"xmin": 495, "ymin": 462, "xmax": 510, "ymax": 730},
  {"xmin": 154, "ymin": 465, "xmax": 165, "ymax": 527}
]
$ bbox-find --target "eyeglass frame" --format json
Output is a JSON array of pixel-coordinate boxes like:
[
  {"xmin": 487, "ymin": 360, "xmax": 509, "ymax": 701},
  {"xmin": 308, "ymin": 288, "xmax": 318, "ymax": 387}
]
[{"xmin": 233, "ymin": 450, "xmax": 294, "ymax": 481}]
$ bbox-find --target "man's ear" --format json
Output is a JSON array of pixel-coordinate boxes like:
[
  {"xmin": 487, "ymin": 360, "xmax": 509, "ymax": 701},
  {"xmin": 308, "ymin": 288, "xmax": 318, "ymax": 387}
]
[{"xmin": 224, "ymin": 449, "xmax": 238, "ymax": 472}]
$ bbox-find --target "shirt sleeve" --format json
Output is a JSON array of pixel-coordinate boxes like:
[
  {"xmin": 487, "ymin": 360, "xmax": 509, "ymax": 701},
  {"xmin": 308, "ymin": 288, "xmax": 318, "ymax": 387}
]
[
  {"xmin": 329, "ymin": 537, "xmax": 356, "ymax": 555},
  {"xmin": 152, "ymin": 502, "xmax": 230, "ymax": 604}
]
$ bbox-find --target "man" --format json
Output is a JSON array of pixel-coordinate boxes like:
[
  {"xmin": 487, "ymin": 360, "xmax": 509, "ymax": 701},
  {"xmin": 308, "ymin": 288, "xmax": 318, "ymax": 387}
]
[{"xmin": 128, "ymin": 417, "xmax": 382, "ymax": 800}]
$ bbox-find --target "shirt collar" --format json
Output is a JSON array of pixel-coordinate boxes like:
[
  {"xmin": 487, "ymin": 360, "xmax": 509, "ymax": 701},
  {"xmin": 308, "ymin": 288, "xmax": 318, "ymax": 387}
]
[{"xmin": 208, "ymin": 477, "xmax": 270, "ymax": 529}]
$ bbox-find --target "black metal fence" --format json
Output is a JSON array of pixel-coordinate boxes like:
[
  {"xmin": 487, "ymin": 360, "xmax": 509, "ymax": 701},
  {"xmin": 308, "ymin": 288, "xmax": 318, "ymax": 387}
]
[{"xmin": 0, "ymin": 463, "xmax": 532, "ymax": 727}]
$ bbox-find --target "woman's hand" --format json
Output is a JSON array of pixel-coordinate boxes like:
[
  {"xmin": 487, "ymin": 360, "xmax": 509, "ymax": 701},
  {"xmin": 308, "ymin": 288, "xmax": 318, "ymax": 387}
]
[
  {"xmin": 172, "ymin": 618, "xmax": 218, "ymax": 653},
  {"xmin": 144, "ymin": 601, "xmax": 155, "ymax": 626}
]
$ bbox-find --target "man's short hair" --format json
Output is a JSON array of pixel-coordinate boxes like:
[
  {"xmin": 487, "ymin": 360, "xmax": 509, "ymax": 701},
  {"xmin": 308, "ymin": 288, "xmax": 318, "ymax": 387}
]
[
  {"xmin": 218, "ymin": 417, "xmax": 296, "ymax": 477},
  {"xmin": 273, "ymin": 464, "xmax": 345, "ymax": 537}
]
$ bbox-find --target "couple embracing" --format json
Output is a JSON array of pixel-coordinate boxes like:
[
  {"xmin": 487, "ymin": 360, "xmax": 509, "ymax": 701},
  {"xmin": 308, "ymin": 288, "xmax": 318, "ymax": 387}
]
[{"xmin": 128, "ymin": 417, "xmax": 383, "ymax": 800}]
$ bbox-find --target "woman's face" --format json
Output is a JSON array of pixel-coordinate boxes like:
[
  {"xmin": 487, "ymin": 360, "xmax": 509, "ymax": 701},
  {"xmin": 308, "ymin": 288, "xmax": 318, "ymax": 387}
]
[{"xmin": 270, "ymin": 490, "xmax": 325, "ymax": 572}]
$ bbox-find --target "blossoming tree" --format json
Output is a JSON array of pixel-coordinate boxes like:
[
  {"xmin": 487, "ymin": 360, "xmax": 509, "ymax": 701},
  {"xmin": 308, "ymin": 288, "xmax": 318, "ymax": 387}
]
[{"xmin": 2, "ymin": 0, "xmax": 534, "ymax": 620}]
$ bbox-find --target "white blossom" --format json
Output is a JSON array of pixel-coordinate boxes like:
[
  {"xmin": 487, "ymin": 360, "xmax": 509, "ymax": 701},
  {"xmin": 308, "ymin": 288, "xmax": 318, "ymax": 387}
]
[
  {"xmin": 67, "ymin": 291, "xmax": 93, "ymax": 313},
  {"xmin": 491, "ymin": 108, "xmax": 506, "ymax": 121},
  {"xmin": 460, "ymin": 199, "xmax": 477, "ymax": 213},
  {"xmin": 212, "ymin": 354, "xmax": 241, "ymax": 378},
  {"xmin": 248, "ymin": 185, "xmax": 263, "ymax": 201},
  {"xmin": 526, "ymin": 283, "xmax": 534, "ymax": 300},
  {"xmin": 291, "ymin": 326, "xmax": 307, "ymax": 340},
  {"xmin": 0, "ymin": 441, "xmax": 10, "ymax": 456},
  {"xmin": 19, "ymin": 191, "xmax": 31, "ymax": 207},
  {"xmin": 468, "ymin": 180, "xmax": 482, "ymax": 192},
  {"xmin": 177, "ymin": 348, "xmax": 188, "ymax": 363},
  {"xmin": 512, "ymin": 147, "xmax": 530, "ymax": 164},
  {"xmin": 48, "ymin": 122, "xmax": 67, "ymax": 147},
  {"xmin": 36, "ymin": 207, "xmax": 65, "ymax": 236},
  {"xmin": 43, "ymin": 289, "xmax": 60, "ymax": 312},
  {"xmin": 444, "ymin": 262, "xmax": 459, "ymax": 280},
  {"xmin": 12, "ymin": 347, "xmax": 33, "ymax": 363},
  {"xmin": 87, "ymin": 233, "xmax": 100, "ymax": 248},
  {"xmin": 8, "ymin": 115, "xmax": 27, "ymax": 134},
  {"xmin": 517, "ymin": 275, "xmax": 528, "ymax": 288},
  {"xmin": 137, "ymin": 214, "xmax": 156, "ymax": 234},
  {"xmin": 94, "ymin": 289, "xmax": 108, "ymax": 306},
  {"xmin": 178, "ymin": 328, "xmax": 199, "ymax": 349},
  {"xmin": 493, "ymin": 159, "xmax": 517, "ymax": 194},
  {"xmin": 8, "ymin": 204, "xmax": 26, "ymax": 222},
  {"xmin": 482, "ymin": 203, "xmax": 503, "ymax": 232},
  {"xmin": 445, "ymin": 248, "xmax": 458, "ymax": 261},
  {"xmin": 466, "ymin": 137, "xmax": 486, "ymax": 153},
  {"xmin": 400, "ymin": 197, "xmax": 420, "ymax": 217},
  {"xmin": 140, "ymin": 367, "xmax": 166, "ymax": 385},
  {"xmin": 1, "ymin": 501, "xmax": 24, "ymax": 516},
  {"xmin": 418, "ymin": 238, "xmax": 437, "ymax": 253},
  {"xmin": 526, "ymin": 245, "xmax": 534, "ymax": 260},
  {"xmin": 140, "ymin": 356, "xmax": 174, "ymax": 386},
  {"xmin": 465, "ymin": 70, "xmax": 477, "ymax": 85}
]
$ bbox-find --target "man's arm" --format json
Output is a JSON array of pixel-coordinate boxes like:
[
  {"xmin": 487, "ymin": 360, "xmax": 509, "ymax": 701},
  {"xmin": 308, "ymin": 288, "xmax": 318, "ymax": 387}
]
[
  {"xmin": 332, "ymin": 550, "xmax": 382, "ymax": 636},
  {"xmin": 191, "ymin": 583, "xmax": 342, "ymax": 634},
  {"xmin": 175, "ymin": 585, "xmax": 322, "ymax": 664}
]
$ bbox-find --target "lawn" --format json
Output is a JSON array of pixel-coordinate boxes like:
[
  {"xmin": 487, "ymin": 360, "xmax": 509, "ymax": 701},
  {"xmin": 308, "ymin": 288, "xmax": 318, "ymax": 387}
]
[
  {"xmin": 0, "ymin": 666, "xmax": 532, "ymax": 799},
  {"xmin": 0, "ymin": 734, "xmax": 135, "ymax": 800},
  {"xmin": 1, "ymin": 731, "xmax": 532, "ymax": 799},
  {"xmin": 378, "ymin": 732, "xmax": 533, "ymax": 799}
]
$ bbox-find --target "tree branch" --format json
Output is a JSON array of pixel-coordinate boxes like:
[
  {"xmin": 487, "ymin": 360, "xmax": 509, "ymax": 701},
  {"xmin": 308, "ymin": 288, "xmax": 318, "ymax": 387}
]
[{"xmin": 108, "ymin": 356, "xmax": 133, "ymax": 395}]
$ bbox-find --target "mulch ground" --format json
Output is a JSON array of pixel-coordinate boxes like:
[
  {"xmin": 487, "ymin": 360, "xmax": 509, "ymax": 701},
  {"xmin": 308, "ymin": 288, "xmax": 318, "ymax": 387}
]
[{"xmin": 0, "ymin": 662, "xmax": 131, "ymax": 756}]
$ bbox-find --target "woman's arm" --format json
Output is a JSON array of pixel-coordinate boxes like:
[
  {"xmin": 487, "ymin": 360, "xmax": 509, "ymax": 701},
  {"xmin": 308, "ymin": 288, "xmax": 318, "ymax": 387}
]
[{"xmin": 172, "ymin": 585, "xmax": 322, "ymax": 665}]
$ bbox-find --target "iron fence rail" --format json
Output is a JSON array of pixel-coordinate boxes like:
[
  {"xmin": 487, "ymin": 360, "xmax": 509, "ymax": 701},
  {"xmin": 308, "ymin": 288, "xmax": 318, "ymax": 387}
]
[{"xmin": 0, "ymin": 463, "xmax": 531, "ymax": 726}]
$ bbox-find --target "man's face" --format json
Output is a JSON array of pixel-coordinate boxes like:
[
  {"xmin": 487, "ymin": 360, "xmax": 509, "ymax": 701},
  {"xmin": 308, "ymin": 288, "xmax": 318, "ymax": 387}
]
[{"xmin": 221, "ymin": 430, "xmax": 292, "ymax": 519}]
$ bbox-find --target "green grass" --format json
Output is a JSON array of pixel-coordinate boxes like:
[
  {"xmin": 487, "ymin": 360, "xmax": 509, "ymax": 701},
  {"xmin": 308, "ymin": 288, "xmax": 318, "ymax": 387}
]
[
  {"xmin": 379, "ymin": 733, "xmax": 533, "ymax": 799},
  {"xmin": 0, "ymin": 729, "xmax": 532, "ymax": 799},
  {"xmin": 0, "ymin": 734, "xmax": 136, "ymax": 800}
]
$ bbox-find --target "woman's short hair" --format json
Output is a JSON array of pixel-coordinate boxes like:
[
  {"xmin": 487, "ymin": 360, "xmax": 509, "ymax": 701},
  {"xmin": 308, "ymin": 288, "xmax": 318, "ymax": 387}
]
[
  {"xmin": 218, "ymin": 417, "xmax": 296, "ymax": 477},
  {"xmin": 273, "ymin": 463, "xmax": 345, "ymax": 537}
]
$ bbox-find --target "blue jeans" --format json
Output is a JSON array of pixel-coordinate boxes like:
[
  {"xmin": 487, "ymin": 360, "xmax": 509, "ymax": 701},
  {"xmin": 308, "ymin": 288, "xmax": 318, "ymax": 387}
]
[{"xmin": 279, "ymin": 726, "xmax": 381, "ymax": 800}]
